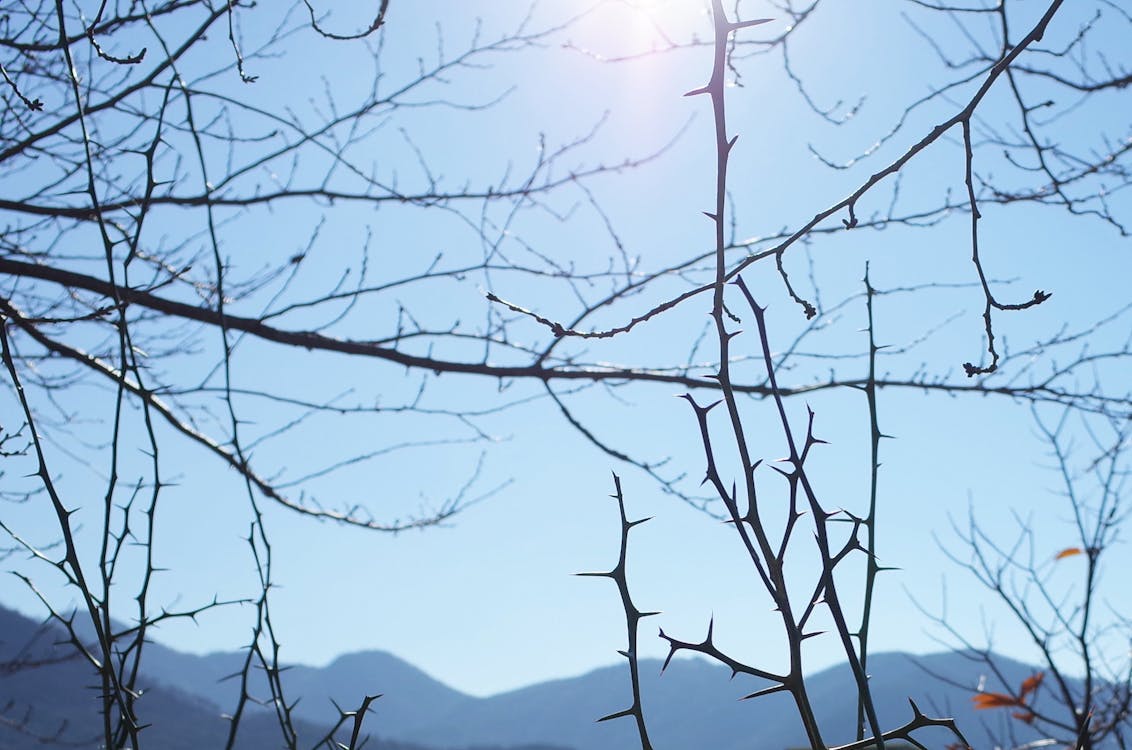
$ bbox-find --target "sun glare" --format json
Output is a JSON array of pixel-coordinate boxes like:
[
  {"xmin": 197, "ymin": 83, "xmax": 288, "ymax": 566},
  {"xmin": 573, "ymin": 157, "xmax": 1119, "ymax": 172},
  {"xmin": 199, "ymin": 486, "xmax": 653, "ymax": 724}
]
[{"xmin": 622, "ymin": 0, "xmax": 708, "ymax": 47}]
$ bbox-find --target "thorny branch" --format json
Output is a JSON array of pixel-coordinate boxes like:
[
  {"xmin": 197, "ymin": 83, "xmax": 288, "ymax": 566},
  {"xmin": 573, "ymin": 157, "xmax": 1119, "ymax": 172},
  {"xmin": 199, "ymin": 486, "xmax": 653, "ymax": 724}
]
[{"xmin": 2, "ymin": 0, "xmax": 1130, "ymax": 747}]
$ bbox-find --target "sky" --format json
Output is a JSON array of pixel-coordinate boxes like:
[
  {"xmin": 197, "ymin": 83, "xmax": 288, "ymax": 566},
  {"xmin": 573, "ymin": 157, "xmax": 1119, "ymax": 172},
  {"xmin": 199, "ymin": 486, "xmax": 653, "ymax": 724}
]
[{"xmin": 2, "ymin": 0, "xmax": 1130, "ymax": 705}]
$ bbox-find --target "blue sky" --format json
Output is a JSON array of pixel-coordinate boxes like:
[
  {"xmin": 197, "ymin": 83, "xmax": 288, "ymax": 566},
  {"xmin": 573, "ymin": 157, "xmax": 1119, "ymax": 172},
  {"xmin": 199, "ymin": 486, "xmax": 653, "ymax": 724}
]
[{"xmin": 2, "ymin": 0, "xmax": 1130, "ymax": 702}]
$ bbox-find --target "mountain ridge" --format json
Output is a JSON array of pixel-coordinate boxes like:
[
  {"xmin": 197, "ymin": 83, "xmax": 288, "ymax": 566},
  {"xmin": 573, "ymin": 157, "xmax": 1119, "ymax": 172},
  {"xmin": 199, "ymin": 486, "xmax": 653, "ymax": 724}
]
[{"xmin": 0, "ymin": 603, "xmax": 1066, "ymax": 749}]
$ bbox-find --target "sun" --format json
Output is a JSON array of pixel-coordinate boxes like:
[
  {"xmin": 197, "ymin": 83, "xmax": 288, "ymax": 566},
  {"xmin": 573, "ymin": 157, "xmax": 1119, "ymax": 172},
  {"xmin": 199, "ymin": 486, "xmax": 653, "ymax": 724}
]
[
  {"xmin": 626, "ymin": 0, "xmax": 709, "ymax": 22},
  {"xmin": 620, "ymin": 0, "xmax": 711, "ymax": 47}
]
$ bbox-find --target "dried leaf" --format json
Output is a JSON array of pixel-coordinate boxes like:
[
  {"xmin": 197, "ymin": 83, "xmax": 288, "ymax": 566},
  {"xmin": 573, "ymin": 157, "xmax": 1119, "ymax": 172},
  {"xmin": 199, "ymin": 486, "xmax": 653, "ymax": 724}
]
[
  {"xmin": 1055, "ymin": 547, "xmax": 1083, "ymax": 560},
  {"xmin": 1012, "ymin": 710, "xmax": 1037, "ymax": 724},
  {"xmin": 973, "ymin": 692, "xmax": 1023, "ymax": 709},
  {"xmin": 1020, "ymin": 671, "xmax": 1044, "ymax": 697}
]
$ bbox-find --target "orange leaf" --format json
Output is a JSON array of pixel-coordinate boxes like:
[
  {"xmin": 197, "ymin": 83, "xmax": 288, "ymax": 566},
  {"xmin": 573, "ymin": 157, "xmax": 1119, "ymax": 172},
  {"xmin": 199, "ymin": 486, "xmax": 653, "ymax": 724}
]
[
  {"xmin": 973, "ymin": 692, "xmax": 1023, "ymax": 709},
  {"xmin": 1055, "ymin": 547, "xmax": 1083, "ymax": 560},
  {"xmin": 1012, "ymin": 710, "xmax": 1036, "ymax": 724},
  {"xmin": 1020, "ymin": 671, "xmax": 1044, "ymax": 697}
]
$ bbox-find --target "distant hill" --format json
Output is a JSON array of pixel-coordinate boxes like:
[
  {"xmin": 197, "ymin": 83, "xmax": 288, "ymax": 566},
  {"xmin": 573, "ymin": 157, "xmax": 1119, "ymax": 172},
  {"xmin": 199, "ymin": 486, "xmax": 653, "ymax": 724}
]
[
  {"xmin": 378, "ymin": 651, "xmax": 1057, "ymax": 750},
  {"xmin": 0, "ymin": 604, "xmax": 335, "ymax": 749},
  {"xmin": 0, "ymin": 603, "xmax": 1069, "ymax": 749},
  {"xmin": 0, "ymin": 604, "xmax": 566, "ymax": 750},
  {"xmin": 134, "ymin": 634, "xmax": 473, "ymax": 736}
]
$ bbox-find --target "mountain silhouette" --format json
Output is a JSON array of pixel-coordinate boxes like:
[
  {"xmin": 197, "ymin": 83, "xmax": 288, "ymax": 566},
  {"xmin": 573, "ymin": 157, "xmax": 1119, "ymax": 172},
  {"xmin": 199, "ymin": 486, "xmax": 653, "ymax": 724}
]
[
  {"xmin": 0, "ymin": 603, "xmax": 1070, "ymax": 749},
  {"xmin": 0, "ymin": 604, "xmax": 566, "ymax": 750}
]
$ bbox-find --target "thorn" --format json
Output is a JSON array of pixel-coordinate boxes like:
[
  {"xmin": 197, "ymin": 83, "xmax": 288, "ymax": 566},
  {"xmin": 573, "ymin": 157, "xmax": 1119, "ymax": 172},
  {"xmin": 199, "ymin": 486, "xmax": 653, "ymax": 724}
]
[
  {"xmin": 908, "ymin": 698, "xmax": 925, "ymax": 718},
  {"xmin": 684, "ymin": 86, "xmax": 710, "ymax": 97},
  {"xmin": 701, "ymin": 398, "xmax": 723, "ymax": 414},
  {"xmin": 597, "ymin": 707, "xmax": 634, "ymax": 723},
  {"xmin": 741, "ymin": 683, "xmax": 788, "ymax": 701},
  {"xmin": 729, "ymin": 17, "xmax": 773, "ymax": 31},
  {"xmin": 702, "ymin": 211, "xmax": 718, "ymax": 221}
]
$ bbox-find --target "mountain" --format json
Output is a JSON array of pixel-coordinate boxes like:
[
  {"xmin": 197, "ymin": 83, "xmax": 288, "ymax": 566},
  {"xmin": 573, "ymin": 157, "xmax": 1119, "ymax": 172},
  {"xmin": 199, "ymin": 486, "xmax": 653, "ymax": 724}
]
[
  {"xmin": 383, "ymin": 651, "xmax": 1055, "ymax": 750},
  {"xmin": 0, "ymin": 603, "xmax": 1072, "ymax": 749},
  {"xmin": 0, "ymin": 605, "xmax": 566, "ymax": 750},
  {"xmin": 135, "ymin": 636, "xmax": 471, "ymax": 735},
  {"xmin": 0, "ymin": 605, "xmax": 327, "ymax": 749}
]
